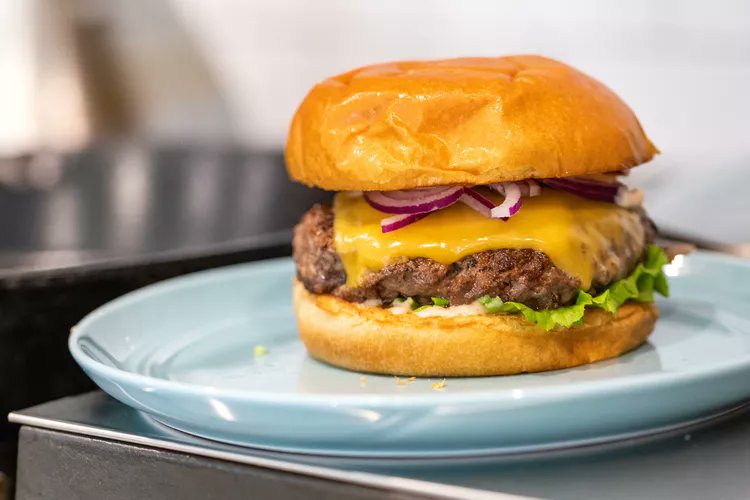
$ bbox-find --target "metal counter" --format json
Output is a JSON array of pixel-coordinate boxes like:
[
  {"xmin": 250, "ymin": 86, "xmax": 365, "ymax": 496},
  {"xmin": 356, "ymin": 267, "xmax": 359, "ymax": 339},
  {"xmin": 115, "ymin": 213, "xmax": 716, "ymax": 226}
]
[{"xmin": 9, "ymin": 392, "xmax": 750, "ymax": 499}]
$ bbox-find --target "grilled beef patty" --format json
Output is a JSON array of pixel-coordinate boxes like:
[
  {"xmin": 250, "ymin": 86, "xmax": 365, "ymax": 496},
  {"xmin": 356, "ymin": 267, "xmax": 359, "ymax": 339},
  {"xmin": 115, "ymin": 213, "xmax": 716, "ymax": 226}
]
[{"xmin": 293, "ymin": 203, "xmax": 655, "ymax": 310}]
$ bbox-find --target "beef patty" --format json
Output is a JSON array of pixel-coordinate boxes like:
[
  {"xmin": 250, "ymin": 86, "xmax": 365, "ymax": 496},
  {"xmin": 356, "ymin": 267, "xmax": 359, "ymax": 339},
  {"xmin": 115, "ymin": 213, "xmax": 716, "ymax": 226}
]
[{"xmin": 293, "ymin": 204, "xmax": 655, "ymax": 310}]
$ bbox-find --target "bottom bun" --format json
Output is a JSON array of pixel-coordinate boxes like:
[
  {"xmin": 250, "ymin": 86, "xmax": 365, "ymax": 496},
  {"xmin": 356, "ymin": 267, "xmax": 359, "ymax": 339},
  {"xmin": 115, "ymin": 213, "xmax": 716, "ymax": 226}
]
[{"xmin": 293, "ymin": 280, "xmax": 658, "ymax": 377}]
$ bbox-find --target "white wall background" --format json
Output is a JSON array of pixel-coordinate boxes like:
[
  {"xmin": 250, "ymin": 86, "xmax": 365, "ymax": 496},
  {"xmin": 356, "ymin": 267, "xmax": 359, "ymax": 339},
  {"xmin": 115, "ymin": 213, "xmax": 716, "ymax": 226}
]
[
  {"xmin": 170, "ymin": 0, "xmax": 750, "ymax": 241},
  {"xmin": 3, "ymin": 0, "xmax": 749, "ymax": 239},
  {"xmin": 172, "ymin": 0, "xmax": 750, "ymax": 161}
]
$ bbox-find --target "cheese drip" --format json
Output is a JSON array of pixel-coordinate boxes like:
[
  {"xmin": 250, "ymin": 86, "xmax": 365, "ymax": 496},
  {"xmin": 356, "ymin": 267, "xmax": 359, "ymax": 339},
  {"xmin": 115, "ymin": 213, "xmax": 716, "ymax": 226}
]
[{"xmin": 333, "ymin": 189, "xmax": 643, "ymax": 290}]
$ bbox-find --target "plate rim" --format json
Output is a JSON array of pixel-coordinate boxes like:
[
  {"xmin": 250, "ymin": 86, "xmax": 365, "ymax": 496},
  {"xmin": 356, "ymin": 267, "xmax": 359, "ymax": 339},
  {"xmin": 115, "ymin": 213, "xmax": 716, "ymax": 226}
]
[
  {"xmin": 149, "ymin": 400, "xmax": 750, "ymax": 458},
  {"xmin": 70, "ymin": 250, "xmax": 750, "ymax": 408}
]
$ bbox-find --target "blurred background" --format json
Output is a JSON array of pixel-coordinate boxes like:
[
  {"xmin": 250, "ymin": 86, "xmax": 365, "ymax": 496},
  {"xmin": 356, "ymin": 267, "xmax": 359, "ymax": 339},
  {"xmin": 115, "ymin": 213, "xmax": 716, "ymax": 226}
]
[
  {"xmin": 1, "ymin": 0, "xmax": 750, "ymax": 489},
  {"xmin": 2, "ymin": 0, "xmax": 750, "ymax": 256}
]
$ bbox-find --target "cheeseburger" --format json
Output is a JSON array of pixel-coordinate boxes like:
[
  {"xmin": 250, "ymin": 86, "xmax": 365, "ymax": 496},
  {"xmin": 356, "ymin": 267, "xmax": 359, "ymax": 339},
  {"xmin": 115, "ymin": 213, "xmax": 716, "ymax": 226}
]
[{"xmin": 286, "ymin": 55, "xmax": 669, "ymax": 376}]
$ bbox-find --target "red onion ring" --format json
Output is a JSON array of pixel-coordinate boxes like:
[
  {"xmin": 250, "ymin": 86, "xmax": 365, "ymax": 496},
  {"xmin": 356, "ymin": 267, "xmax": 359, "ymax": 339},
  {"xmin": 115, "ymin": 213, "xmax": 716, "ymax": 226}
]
[
  {"xmin": 459, "ymin": 188, "xmax": 495, "ymax": 217},
  {"xmin": 381, "ymin": 212, "xmax": 431, "ymax": 233},
  {"xmin": 364, "ymin": 186, "xmax": 465, "ymax": 214},
  {"xmin": 542, "ymin": 177, "xmax": 619, "ymax": 203},
  {"xmin": 542, "ymin": 176, "xmax": 641, "ymax": 207},
  {"xmin": 526, "ymin": 179, "xmax": 542, "ymax": 197},
  {"xmin": 366, "ymin": 173, "xmax": 639, "ymax": 234},
  {"xmin": 369, "ymin": 181, "xmax": 537, "ymax": 233},
  {"xmin": 488, "ymin": 183, "xmax": 523, "ymax": 218}
]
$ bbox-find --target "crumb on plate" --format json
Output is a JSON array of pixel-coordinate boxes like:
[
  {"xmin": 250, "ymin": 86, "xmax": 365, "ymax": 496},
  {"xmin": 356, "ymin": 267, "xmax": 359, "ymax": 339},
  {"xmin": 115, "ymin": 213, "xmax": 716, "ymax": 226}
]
[{"xmin": 432, "ymin": 380, "xmax": 447, "ymax": 391}]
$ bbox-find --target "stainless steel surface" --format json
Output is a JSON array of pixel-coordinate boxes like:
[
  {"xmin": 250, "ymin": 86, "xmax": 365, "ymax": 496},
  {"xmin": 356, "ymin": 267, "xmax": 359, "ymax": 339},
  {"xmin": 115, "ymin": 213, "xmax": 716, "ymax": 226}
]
[
  {"xmin": 10, "ymin": 394, "xmax": 517, "ymax": 500},
  {"xmin": 16, "ymin": 427, "xmax": 509, "ymax": 500},
  {"xmin": 9, "ymin": 392, "xmax": 750, "ymax": 500}
]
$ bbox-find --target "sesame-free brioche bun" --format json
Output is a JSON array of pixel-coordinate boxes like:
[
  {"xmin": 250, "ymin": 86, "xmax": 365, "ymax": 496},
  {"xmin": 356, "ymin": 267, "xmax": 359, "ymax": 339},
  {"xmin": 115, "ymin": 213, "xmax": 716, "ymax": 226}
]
[
  {"xmin": 286, "ymin": 55, "xmax": 658, "ymax": 191},
  {"xmin": 293, "ymin": 280, "xmax": 657, "ymax": 377}
]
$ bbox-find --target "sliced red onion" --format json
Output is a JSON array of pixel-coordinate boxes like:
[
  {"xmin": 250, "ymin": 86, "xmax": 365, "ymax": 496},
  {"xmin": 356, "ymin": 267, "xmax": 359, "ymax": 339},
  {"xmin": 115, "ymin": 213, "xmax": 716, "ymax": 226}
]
[
  {"xmin": 543, "ymin": 177, "xmax": 642, "ymax": 207},
  {"xmin": 459, "ymin": 188, "xmax": 495, "ymax": 217},
  {"xmin": 543, "ymin": 177, "xmax": 620, "ymax": 203},
  {"xmin": 364, "ymin": 186, "xmax": 465, "ymax": 215},
  {"xmin": 546, "ymin": 176, "xmax": 620, "ymax": 192},
  {"xmin": 526, "ymin": 179, "xmax": 542, "ymax": 197},
  {"xmin": 367, "ymin": 173, "xmax": 641, "ymax": 235},
  {"xmin": 371, "ymin": 182, "xmax": 533, "ymax": 233},
  {"xmin": 381, "ymin": 212, "xmax": 430, "ymax": 233},
  {"xmin": 488, "ymin": 182, "xmax": 523, "ymax": 218},
  {"xmin": 512, "ymin": 180, "xmax": 541, "ymax": 197}
]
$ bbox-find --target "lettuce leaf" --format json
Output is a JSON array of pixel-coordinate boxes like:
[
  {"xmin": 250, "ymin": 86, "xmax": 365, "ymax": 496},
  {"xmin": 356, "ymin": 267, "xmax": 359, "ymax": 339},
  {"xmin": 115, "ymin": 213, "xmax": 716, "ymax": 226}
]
[
  {"xmin": 413, "ymin": 296, "xmax": 450, "ymax": 312},
  {"xmin": 478, "ymin": 244, "xmax": 670, "ymax": 331},
  {"xmin": 431, "ymin": 297, "xmax": 450, "ymax": 307}
]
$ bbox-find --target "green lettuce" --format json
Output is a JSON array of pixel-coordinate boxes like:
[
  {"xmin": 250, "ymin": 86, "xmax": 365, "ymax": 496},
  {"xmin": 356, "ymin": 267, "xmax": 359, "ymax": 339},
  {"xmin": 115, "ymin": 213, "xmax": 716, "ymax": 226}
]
[
  {"xmin": 430, "ymin": 296, "xmax": 450, "ymax": 307},
  {"xmin": 413, "ymin": 296, "xmax": 450, "ymax": 312},
  {"xmin": 478, "ymin": 244, "xmax": 670, "ymax": 331}
]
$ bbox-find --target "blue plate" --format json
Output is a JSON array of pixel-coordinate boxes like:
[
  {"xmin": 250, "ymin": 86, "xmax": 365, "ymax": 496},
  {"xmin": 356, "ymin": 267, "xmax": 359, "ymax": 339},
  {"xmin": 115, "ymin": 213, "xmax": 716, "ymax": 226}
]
[{"xmin": 70, "ymin": 251, "xmax": 750, "ymax": 457}]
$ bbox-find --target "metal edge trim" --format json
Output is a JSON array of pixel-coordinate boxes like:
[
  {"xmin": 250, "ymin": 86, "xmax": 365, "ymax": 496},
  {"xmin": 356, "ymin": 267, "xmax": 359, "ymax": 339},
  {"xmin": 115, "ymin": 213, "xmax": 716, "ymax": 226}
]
[{"xmin": 7, "ymin": 413, "xmax": 528, "ymax": 500}]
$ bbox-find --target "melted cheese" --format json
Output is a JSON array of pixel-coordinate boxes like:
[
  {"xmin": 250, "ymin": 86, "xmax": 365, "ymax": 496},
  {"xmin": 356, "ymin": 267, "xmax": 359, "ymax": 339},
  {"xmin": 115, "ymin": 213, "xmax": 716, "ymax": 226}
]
[{"xmin": 334, "ymin": 189, "xmax": 641, "ymax": 290}]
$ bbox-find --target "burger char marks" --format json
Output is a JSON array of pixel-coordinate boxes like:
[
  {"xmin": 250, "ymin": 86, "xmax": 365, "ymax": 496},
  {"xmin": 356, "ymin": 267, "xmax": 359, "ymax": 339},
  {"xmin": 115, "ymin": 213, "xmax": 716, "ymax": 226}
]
[
  {"xmin": 353, "ymin": 251, "xmax": 581, "ymax": 309},
  {"xmin": 293, "ymin": 204, "xmax": 654, "ymax": 310},
  {"xmin": 292, "ymin": 204, "xmax": 347, "ymax": 294}
]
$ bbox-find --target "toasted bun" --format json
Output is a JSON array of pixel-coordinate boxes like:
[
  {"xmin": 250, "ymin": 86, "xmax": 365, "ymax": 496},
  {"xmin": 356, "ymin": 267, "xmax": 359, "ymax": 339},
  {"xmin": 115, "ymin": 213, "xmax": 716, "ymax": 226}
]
[
  {"xmin": 293, "ymin": 280, "xmax": 657, "ymax": 376},
  {"xmin": 286, "ymin": 55, "xmax": 657, "ymax": 191}
]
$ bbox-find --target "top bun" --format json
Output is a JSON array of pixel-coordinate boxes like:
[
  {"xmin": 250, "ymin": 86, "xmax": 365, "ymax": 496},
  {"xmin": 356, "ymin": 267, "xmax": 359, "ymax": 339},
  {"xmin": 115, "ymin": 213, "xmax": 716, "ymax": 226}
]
[{"xmin": 286, "ymin": 55, "xmax": 658, "ymax": 191}]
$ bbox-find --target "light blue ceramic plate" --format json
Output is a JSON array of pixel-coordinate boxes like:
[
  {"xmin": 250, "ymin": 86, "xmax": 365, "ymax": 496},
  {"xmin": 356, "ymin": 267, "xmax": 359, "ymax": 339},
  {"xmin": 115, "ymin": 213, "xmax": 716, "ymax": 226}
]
[{"xmin": 70, "ymin": 251, "xmax": 750, "ymax": 458}]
